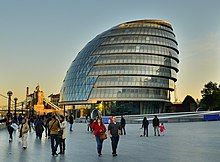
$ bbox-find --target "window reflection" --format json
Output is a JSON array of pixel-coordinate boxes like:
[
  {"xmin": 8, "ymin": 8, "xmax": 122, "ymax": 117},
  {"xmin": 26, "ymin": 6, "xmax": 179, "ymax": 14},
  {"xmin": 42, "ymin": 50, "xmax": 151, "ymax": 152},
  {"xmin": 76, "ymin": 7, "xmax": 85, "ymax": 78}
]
[
  {"xmin": 89, "ymin": 88, "xmax": 169, "ymax": 100},
  {"xmin": 95, "ymin": 54, "xmax": 178, "ymax": 70},
  {"xmin": 95, "ymin": 76, "xmax": 175, "ymax": 89},
  {"xmin": 93, "ymin": 44, "xmax": 179, "ymax": 61},
  {"xmin": 90, "ymin": 65, "xmax": 177, "ymax": 79},
  {"xmin": 102, "ymin": 35, "xmax": 177, "ymax": 49}
]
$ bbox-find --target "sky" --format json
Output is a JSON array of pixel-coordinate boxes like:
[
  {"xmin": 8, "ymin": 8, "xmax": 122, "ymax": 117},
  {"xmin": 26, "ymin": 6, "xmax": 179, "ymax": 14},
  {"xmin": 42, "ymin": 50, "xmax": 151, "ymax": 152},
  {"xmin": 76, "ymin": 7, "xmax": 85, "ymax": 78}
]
[{"xmin": 0, "ymin": 0, "xmax": 220, "ymax": 105}]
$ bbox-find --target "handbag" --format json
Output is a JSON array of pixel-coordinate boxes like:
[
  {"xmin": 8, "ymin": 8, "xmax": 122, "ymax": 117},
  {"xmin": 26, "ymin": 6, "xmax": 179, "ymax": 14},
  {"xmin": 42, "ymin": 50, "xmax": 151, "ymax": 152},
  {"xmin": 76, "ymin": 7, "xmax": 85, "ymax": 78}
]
[
  {"xmin": 11, "ymin": 123, "xmax": 19, "ymax": 130},
  {"xmin": 100, "ymin": 132, "xmax": 107, "ymax": 140}
]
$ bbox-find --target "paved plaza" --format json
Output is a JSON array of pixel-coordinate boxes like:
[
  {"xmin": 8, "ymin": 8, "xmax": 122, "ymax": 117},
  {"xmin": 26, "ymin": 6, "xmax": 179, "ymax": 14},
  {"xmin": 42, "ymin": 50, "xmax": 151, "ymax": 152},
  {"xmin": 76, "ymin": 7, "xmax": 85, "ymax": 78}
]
[{"xmin": 0, "ymin": 121, "xmax": 220, "ymax": 162}]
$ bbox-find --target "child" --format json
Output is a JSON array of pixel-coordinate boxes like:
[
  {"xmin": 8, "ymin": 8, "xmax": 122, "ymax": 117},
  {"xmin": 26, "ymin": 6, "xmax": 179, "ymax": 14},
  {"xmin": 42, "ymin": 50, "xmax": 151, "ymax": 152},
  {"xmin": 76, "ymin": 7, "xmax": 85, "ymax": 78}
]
[{"xmin": 159, "ymin": 123, "xmax": 166, "ymax": 136}]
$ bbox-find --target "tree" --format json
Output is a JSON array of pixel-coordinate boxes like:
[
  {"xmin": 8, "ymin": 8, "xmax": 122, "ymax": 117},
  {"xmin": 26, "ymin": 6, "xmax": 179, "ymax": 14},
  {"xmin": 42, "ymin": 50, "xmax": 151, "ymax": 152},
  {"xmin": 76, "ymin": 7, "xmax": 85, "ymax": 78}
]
[
  {"xmin": 201, "ymin": 81, "xmax": 218, "ymax": 97},
  {"xmin": 200, "ymin": 81, "xmax": 220, "ymax": 110}
]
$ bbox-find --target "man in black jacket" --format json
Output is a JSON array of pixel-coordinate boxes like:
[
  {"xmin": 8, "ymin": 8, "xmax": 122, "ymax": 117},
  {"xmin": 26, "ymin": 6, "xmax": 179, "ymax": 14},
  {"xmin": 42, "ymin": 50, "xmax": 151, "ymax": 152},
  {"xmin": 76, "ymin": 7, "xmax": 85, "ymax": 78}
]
[
  {"xmin": 69, "ymin": 114, "xmax": 74, "ymax": 131},
  {"xmin": 108, "ymin": 116, "xmax": 120, "ymax": 156},
  {"xmin": 120, "ymin": 116, "xmax": 126, "ymax": 135},
  {"xmin": 152, "ymin": 115, "xmax": 160, "ymax": 136}
]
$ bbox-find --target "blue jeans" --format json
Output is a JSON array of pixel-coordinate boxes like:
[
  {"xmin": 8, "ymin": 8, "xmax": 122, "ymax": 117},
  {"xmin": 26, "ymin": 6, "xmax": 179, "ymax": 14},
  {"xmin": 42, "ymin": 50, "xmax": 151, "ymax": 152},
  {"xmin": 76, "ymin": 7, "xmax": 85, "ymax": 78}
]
[
  {"xmin": 50, "ymin": 134, "xmax": 60, "ymax": 155},
  {"xmin": 95, "ymin": 136, "xmax": 103, "ymax": 154},
  {"xmin": 110, "ymin": 136, "xmax": 119, "ymax": 154},
  {"xmin": 70, "ymin": 124, "xmax": 73, "ymax": 131}
]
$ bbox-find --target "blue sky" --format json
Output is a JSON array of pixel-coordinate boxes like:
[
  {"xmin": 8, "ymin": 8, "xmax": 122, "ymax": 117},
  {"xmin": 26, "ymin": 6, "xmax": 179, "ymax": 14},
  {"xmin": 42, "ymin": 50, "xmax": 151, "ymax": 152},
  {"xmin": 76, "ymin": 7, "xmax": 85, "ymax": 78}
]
[{"xmin": 0, "ymin": 0, "xmax": 220, "ymax": 105}]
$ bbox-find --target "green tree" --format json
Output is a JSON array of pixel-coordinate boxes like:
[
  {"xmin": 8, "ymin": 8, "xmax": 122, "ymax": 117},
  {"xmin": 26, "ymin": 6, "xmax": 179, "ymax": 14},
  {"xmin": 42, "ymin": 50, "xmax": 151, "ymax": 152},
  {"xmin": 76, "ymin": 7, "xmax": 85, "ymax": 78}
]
[{"xmin": 200, "ymin": 81, "xmax": 220, "ymax": 110}]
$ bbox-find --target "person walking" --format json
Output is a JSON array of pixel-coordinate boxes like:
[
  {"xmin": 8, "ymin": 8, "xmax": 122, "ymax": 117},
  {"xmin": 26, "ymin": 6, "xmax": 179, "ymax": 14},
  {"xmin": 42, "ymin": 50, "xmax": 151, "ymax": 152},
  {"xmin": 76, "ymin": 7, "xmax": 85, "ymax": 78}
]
[
  {"xmin": 141, "ymin": 117, "xmax": 149, "ymax": 137},
  {"xmin": 159, "ymin": 123, "xmax": 166, "ymax": 136},
  {"xmin": 59, "ymin": 115, "xmax": 67, "ymax": 154},
  {"xmin": 152, "ymin": 115, "xmax": 160, "ymax": 136},
  {"xmin": 34, "ymin": 116, "xmax": 45, "ymax": 140},
  {"xmin": 19, "ymin": 118, "xmax": 29, "ymax": 149},
  {"xmin": 49, "ymin": 115, "xmax": 60, "ymax": 156},
  {"xmin": 28, "ymin": 115, "xmax": 35, "ymax": 132},
  {"xmin": 92, "ymin": 117, "xmax": 107, "ymax": 156},
  {"xmin": 89, "ymin": 118, "xmax": 94, "ymax": 132},
  {"xmin": 68, "ymin": 114, "xmax": 74, "ymax": 131},
  {"xmin": 46, "ymin": 115, "xmax": 52, "ymax": 138},
  {"xmin": 87, "ymin": 116, "xmax": 91, "ymax": 132},
  {"xmin": 120, "ymin": 116, "xmax": 126, "ymax": 135},
  {"xmin": 6, "ymin": 116, "xmax": 15, "ymax": 142},
  {"xmin": 108, "ymin": 116, "xmax": 121, "ymax": 156},
  {"xmin": 18, "ymin": 114, "xmax": 23, "ymax": 126}
]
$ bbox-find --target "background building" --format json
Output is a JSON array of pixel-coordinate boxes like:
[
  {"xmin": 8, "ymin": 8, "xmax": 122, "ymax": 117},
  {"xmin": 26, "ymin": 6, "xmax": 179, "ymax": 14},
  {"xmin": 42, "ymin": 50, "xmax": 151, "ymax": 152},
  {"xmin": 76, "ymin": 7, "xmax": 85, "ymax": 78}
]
[{"xmin": 60, "ymin": 19, "xmax": 179, "ymax": 115}]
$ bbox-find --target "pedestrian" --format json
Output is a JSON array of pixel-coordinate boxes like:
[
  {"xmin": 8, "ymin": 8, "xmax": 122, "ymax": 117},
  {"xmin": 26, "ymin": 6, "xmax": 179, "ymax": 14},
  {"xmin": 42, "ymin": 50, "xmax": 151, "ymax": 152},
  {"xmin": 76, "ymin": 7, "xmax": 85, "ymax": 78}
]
[
  {"xmin": 28, "ymin": 115, "xmax": 34, "ymax": 132},
  {"xmin": 68, "ymin": 114, "xmax": 74, "ymax": 131},
  {"xmin": 19, "ymin": 118, "xmax": 29, "ymax": 149},
  {"xmin": 13, "ymin": 114, "xmax": 18, "ymax": 125},
  {"xmin": 59, "ymin": 115, "xmax": 67, "ymax": 154},
  {"xmin": 141, "ymin": 117, "xmax": 149, "ymax": 137},
  {"xmin": 46, "ymin": 115, "xmax": 52, "ymax": 138},
  {"xmin": 89, "ymin": 118, "xmax": 94, "ymax": 132},
  {"xmin": 6, "ymin": 116, "xmax": 15, "ymax": 142},
  {"xmin": 91, "ymin": 117, "xmax": 107, "ymax": 156},
  {"xmin": 34, "ymin": 116, "xmax": 45, "ymax": 140},
  {"xmin": 49, "ymin": 115, "xmax": 60, "ymax": 156},
  {"xmin": 86, "ymin": 116, "xmax": 91, "ymax": 132},
  {"xmin": 18, "ymin": 114, "xmax": 23, "ymax": 126},
  {"xmin": 152, "ymin": 115, "xmax": 160, "ymax": 136},
  {"xmin": 159, "ymin": 123, "xmax": 166, "ymax": 136},
  {"xmin": 108, "ymin": 116, "xmax": 121, "ymax": 156},
  {"xmin": 120, "ymin": 116, "xmax": 126, "ymax": 135}
]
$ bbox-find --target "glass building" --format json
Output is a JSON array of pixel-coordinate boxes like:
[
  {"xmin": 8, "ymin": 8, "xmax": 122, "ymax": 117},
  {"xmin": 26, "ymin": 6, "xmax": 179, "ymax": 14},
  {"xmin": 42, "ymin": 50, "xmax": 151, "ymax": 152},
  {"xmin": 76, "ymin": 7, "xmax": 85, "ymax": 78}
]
[{"xmin": 60, "ymin": 20, "xmax": 179, "ymax": 114}]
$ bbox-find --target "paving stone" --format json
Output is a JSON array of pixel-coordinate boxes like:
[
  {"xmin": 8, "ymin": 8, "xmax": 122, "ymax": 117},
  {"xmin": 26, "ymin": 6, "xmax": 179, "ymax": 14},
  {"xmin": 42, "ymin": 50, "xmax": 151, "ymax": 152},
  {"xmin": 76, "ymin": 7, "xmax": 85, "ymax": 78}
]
[{"xmin": 0, "ymin": 121, "xmax": 220, "ymax": 162}]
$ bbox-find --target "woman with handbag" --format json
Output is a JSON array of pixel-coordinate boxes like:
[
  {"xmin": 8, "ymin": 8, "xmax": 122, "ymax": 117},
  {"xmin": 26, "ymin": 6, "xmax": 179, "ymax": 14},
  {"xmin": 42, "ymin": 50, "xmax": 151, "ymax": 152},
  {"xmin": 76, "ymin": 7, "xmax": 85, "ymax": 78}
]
[
  {"xmin": 58, "ymin": 115, "xmax": 67, "ymax": 154},
  {"xmin": 91, "ymin": 117, "xmax": 107, "ymax": 156},
  {"xmin": 19, "ymin": 118, "xmax": 29, "ymax": 149}
]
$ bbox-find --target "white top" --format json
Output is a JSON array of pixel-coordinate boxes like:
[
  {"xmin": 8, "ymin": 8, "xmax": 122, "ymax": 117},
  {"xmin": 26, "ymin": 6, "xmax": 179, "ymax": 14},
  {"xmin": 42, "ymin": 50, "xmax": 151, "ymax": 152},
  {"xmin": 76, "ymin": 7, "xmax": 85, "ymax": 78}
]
[{"xmin": 60, "ymin": 120, "xmax": 67, "ymax": 139}]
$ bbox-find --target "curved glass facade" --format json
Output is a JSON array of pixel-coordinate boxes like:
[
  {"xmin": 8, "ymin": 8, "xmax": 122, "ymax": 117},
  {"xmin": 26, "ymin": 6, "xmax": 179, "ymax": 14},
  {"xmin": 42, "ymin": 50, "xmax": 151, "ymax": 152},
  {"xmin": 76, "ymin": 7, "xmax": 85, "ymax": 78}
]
[{"xmin": 60, "ymin": 20, "xmax": 179, "ymax": 114}]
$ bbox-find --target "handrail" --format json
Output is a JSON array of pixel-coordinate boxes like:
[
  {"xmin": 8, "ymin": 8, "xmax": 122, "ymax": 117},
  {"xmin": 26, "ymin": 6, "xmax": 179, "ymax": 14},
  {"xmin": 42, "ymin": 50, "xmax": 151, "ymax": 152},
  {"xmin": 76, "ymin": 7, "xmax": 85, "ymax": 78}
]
[
  {"xmin": 43, "ymin": 98, "xmax": 61, "ymax": 111},
  {"xmin": 0, "ymin": 101, "xmax": 25, "ymax": 110}
]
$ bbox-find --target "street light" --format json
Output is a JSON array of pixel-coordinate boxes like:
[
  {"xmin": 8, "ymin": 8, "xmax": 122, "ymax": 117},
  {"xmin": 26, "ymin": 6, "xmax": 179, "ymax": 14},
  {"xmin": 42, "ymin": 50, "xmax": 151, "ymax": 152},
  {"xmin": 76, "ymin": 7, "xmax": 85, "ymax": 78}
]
[
  {"xmin": 14, "ymin": 97, "xmax": 18, "ymax": 115},
  {"xmin": 21, "ymin": 102, "xmax": 24, "ymax": 115},
  {"xmin": 7, "ymin": 91, "xmax": 13, "ymax": 116}
]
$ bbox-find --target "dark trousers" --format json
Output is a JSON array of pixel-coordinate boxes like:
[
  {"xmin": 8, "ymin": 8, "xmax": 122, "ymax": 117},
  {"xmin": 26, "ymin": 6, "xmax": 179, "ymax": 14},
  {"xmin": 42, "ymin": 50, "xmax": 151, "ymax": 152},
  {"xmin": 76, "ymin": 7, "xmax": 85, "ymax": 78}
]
[
  {"xmin": 7, "ymin": 126, "xmax": 14, "ymax": 139},
  {"xmin": 45, "ymin": 126, "xmax": 48, "ymax": 137},
  {"xmin": 121, "ymin": 126, "xmax": 126, "ymax": 135},
  {"xmin": 47, "ymin": 127, "xmax": 50, "ymax": 137},
  {"xmin": 95, "ymin": 136, "xmax": 103, "ymax": 154},
  {"xmin": 87, "ymin": 124, "xmax": 91, "ymax": 131},
  {"xmin": 36, "ymin": 132, "xmax": 43, "ymax": 139},
  {"xmin": 50, "ymin": 134, "xmax": 60, "ymax": 155},
  {"xmin": 110, "ymin": 136, "xmax": 119, "ymax": 154},
  {"xmin": 154, "ymin": 126, "xmax": 160, "ymax": 136},
  {"xmin": 59, "ymin": 138, "xmax": 66, "ymax": 153},
  {"xmin": 143, "ymin": 127, "xmax": 148, "ymax": 137}
]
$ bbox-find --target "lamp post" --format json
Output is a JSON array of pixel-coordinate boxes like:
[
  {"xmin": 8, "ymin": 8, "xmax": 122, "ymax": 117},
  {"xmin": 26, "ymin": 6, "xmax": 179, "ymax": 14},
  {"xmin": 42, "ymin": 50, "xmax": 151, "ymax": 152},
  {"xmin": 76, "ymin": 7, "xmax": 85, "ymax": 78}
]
[
  {"xmin": 7, "ymin": 91, "xmax": 13, "ymax": 117},
  {"xmin": 14, "ymin": 97, "xmax": 18, "ymax": 115},
  {"xmin": 63, "ymin": 105, "xmax": 66, "ymax": 117},
  {"xmin": 21, "ymin": 102, "xmax": 24, "ymax": 115}
]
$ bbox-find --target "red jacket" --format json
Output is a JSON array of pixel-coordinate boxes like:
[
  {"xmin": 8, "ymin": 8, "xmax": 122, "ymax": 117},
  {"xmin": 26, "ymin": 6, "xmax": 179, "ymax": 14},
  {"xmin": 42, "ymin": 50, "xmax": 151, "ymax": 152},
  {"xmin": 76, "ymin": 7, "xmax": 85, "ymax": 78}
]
[{"xmin": 92, "ymin": 122, "xmax": 106, "ymax": 136}]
